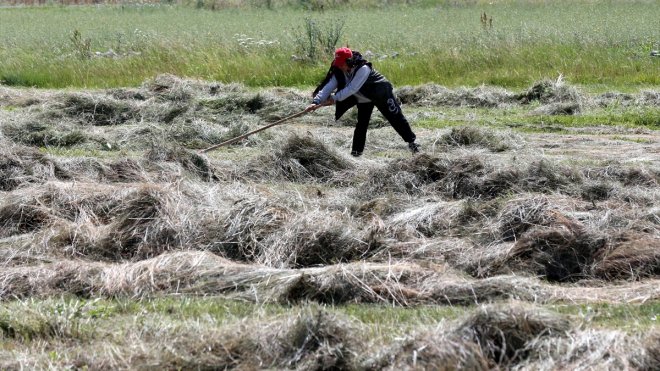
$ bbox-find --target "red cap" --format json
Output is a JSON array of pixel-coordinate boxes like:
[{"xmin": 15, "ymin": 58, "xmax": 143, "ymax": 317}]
[{"xmin": 332, "ymin": 47, "xmax": 352, "ymax": 67}]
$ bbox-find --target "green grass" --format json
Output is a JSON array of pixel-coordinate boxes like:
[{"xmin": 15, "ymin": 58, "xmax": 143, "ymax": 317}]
[
  {"xmin": 2, "ymin": 297, "xmax": 657, "ymax": 341},
  {"xmin": 411, "ymin": 106, "xmax": 660, "ymax": 131},
  {"xmin": 0, "ymin": 1, "xmax": 658, "ymax": 89}
]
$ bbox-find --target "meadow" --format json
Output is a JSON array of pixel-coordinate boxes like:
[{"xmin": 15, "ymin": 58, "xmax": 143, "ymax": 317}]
[
  {"xmin": 0, "ymin": 1, "xmax": 659, "ymax": 370},
  {"xmin": 0, "ymin": 0, "xmax": 659, "ymax": 88}
]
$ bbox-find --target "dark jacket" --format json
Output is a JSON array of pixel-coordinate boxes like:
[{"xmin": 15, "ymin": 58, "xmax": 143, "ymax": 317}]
[{"xmin": 313, "ymin": 52, "xmax": 393, "ymax": 120}]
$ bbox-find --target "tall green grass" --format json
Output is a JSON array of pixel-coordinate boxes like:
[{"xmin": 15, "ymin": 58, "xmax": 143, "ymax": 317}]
[{"xmin": 0, "ymin": 1, "xmax": 658, "ymax": 89}]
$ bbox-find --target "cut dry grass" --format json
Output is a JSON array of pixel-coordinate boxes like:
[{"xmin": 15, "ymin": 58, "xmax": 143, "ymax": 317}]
[
  {"xmin": 246, "ymin": 134, "xmax": 354, "ymax": 183},
  {"xmin": 0, "ymin": 75, "xmax": 657, "ymax": 369}
]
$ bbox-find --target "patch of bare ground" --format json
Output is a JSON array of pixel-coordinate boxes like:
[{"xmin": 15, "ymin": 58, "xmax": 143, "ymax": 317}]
[{"xmin": 0, "ymin": 76, "xmax": 658, "ymax": 368}]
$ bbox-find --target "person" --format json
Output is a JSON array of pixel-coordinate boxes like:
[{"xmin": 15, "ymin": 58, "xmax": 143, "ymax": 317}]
[{"xmin": 305, "ymin": 47, "xmax": 420, "ymax": 157}]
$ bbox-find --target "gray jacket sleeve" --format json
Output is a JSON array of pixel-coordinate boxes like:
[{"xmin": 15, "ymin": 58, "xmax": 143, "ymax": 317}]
[
  {"xmin": 334, "ymin": 65, "xmax": 370, "ymax": 102},
  {"xmin": 312, "ymin": 76, "xmax": 338, "ymax": 104}
]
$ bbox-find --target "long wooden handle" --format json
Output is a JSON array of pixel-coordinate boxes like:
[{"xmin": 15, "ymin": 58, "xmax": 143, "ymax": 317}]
[{"xmin": 200, "ymin": 109, "xmax": 309, "ymax": 154}]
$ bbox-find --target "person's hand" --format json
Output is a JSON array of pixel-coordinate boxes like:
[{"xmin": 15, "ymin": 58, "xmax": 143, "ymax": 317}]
[{"xmin": 305, "ymin": 104, "xmax": 321, "ymax": 112}]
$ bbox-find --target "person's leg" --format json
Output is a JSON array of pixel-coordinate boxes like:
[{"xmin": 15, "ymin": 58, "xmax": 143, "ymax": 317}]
[
  {"xmin": 335, "ymin": 96, "xmax": 358, "ymax": 121},
  {"xmin": 352, "ymin": 102, "xmax": 375, "ymax": 156},
  {"xmin": 375, "ymin": 98, "xmax": 416, "ymax": 141}
]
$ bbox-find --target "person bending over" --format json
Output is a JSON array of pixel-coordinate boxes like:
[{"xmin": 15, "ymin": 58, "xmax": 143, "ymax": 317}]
[{"xmin": 306, "ymin": 47, "xmax": 420, "ymax": 157}]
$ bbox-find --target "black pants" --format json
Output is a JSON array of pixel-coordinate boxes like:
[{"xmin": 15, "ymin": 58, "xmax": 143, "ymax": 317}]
[{"xmin": 336, "ymin": 93, "xmax": 416, "ymax": 154}]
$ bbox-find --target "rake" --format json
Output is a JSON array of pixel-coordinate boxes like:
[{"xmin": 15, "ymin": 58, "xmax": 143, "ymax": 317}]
[{"xmin": 199, "ymin": 109, "xmax": 309, "ymax": 154}]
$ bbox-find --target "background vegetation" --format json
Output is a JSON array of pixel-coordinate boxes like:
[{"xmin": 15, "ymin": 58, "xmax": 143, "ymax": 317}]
[{"xmin": 0, "ymin": 0, "xmax": 658, "ymax": 89}]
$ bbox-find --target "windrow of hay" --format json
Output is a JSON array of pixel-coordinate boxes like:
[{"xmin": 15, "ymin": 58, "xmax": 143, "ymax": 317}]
[
  {"xmin": 0, "ymin": 305, "xmax": 363, "ymax": 370},
  {"xmin": 358, "ymin": 154, "xmax": 588, "ymax": 200},
  {"xmin": 145, "ymin": 144, "xmax": 218, "ymax": 181},
  {"xmin": 0, "ymin": 146, "xmax": 69, "ymax": 191},
  {"xmin": 493, "ymin": 210, "xmax": 607, "ymax": 282},
  {"xmin": 2, "ymin": 120, "xmax": 88, "ymax": 147},
  {"xmin": 1, "ymin": 300, "xmax": 656, "ymax": 371},
  {"xmin": 0, "ymin": 251, "xmax": 580, "ymax": 306},
  {"xmin": 245, "ymin": 134, "xmax": 354, "ymax": 183},
  {"xmin": 1, "ymin": 74, "xmax": 311, "ymax": 152},
  {"xmin": 395, "ymin": 79, "xmax": 587, "ymax": 108},
  {"xmin": 367, "ymin": 302, "xmax": 572, "ymax": 370},
  {"xmin": 512, "ymin": 329, "xmax": 653, "ymax": 370},
  {"xmin": 439, "ymin": 125, "xmax": 516, "ymax": 152},
  {"xmin": 457, "ymin": 303, "xmax": 572, "ymax": 365},
  {"xmin": 516, "ymin": 78, "xmax": 582, "ymax": 105},
  {"xmin": 365, "ymin": 331, "xmax": 491, "ymax": 370},
  {"xmin": 396, "ymin": 84, "xmax": 516, "ymax": 107},
  {"xmin": 591, "ymin": 231, "xmax": 660, "ymax": 280},
  {"xmin": 56, "ymin": 93, "xmax": 139, "ymax": 126},
  {"xmin": 0, "ymin": 182, "xmax": 200, "ymax": 262},
  {"xmin": 217, "ymin": 195, "xmax": 381, "ymax": 268}
]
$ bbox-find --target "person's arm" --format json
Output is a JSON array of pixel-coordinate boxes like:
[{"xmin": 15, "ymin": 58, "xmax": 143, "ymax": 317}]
[
  {"xmin": 312, "ymin": 76, "xmax": 338, "ymax": 104},
  {"xmin": 333, "ymin": 65, "xmax": 370, "ymax": 102}
]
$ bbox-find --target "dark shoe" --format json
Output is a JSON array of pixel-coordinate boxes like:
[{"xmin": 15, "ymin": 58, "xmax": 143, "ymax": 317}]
[
  {"xmin": 351, "ymin": 150, "xmax": 362, "ymax": 157},
  {"xmin": 408, "ymin": 141, "xmax": 420, "ymax": 153}
]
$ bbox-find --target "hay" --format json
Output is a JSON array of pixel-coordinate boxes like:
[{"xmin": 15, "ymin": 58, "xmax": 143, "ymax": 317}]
[
  {"xmin": 498, "ymin": 196, "xmax": 550, "ymax": 241},
  {"xmin": 513, "ymin": 329, "xmax": 650, "ymax": 371},
  {"xmin": 517, "ymin": 78, "xmax": 582, "ymax": 104},
  {"xmin": 145, "ymin": 145, "xmax": 217, "ymax": 181},
  {"xmin": 396, "ymin": 84, "xmax": 450, "ymax": 104},
  {"xmin": 396, "ymin": 84, "xmax": 516, "ymax": 107},
  {"xmin": 99, "ymin": 158, "xmax": 148, "ymax": 183},
  {"xmin": 520, "ymin": 159, "xmax": 583, "ymax": 193},
  {"xmin": 220, "ymin": 197, "xmax": 293, "ymax": 262},
  {"xmin": 0, "ymin": 306, "xmax": 362, "ymax": 370},
  {"xmin": 530, "ymin": 102, "xmax": 581, "ymax": 115},
  {"xmin": 0, "ymin": 260, "xmax": 104, "ymax": 299},
  {"xmin": 427, "ymin": 276, "xmax": 543, "ymax": 305},
  {"xmin": 591, "ymin": 232, "xmax": 660, "ymax": 280},
  {"xmin": 0, "ymin": 199, "xmax": 52, "ymax": 238},
  {"xmin": 0, "ymin": 146, "xmax": 68, "ymax": 191},
  {"xmin": 2, "ymin": 121, "xmax": 87, "ymax": 147},
  {"xmin": 273, "ymin": 212, "xmax": 381, "ymax": 268},
  {"xmin": 220, "ymin": 197, "xmax": 375, "ymax": 268},
  {"xmin": 586, "ymin": 165, "xmax": 658, "ymax": 187},
  {"xmin": 501, "ymin": 211, "xmax": 608, "ymax": 282},
  {"xmin": 643, "ymin": 331, "xmax": 660, "ymax": 371},
  {"xmin": 478, "ymin": 168, "xmax": 523, "ymax": 198},
  {"xmin": 141, "ymin": 73, "xmax": 198, "ymax": 102},
  {"xmin": 272, "ymin": 308, "xmax": 361, "ymax": 370},
  {"xmin": 95, "ymin": 184, "xmax": 182, "ymax": 261},
  {"xmin": 250, "ymin": 134, "xmax": 353, "ymax": 182},
  {"xmin": 440, "ymin": 125, "xmax": 512, "ymax": 152},
  {"xmin": 58, "ymin": 93, "xmax": 137, "ymax": 126},
  {"xmin": 457, "ymin": 303, "xmax": 572, "ymax": 365},
  {"xmin": 360, "ymin": 154, "xmax": 488, "ymax": 198},
  {"xmin": 387, "ymin": 200, "xmax": 464, "ymax": 238},
  {"xmin": 366, "ymin": 332, "xmax": 491, "ymax": 371}
]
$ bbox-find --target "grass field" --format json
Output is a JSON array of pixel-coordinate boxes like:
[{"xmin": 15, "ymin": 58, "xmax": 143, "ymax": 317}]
[
  {"xmin": 1, "ymin": 73, "xmax": 658, "ymax": 369},
  {"xmin": 0, "ymin": 1, "xmax": 659, "ymax": 89},
  {"xmin": 1, "ymin": 1, "xmax": 659, "ymax": 369}
]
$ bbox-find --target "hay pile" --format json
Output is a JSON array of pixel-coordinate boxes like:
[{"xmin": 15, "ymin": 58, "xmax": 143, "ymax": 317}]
[
  {"xmin": 592, "ymin": 232, "xmax": 660, "ymax": 280},
  {"xmin": 0, "ymin": 306, "xmax": 363, "ymax": 370},
  {"xmin": 513, "ymin": 329, "xmax": 652, "ymax": 370},
  {"xmin": 396, "ymin": 84, "xmax": 516, "ymax": 107},
  {"xmin": 369, "ymin": 303, "xmax": 572, "ymax": 369},
  {"xmin": 0, "ymin": 182, "xmax": 198, "ymax": 262},
  {"xmin": 0, "ymin": 146, "xmax": 69, "ymax": 191},
  {"xmin": 439, "ymin": 125, "xmax": 515, "ymax": 152},
  {"xmin": 516, "ymin": 78, "xmax": 582, "ymax": 105},
  {"xmin": 247, "ymin": 134, "xmax": 354, "ymax": 183},
  {"xmin": 495, "ymin": 211, "xmax": 607, "ymax": 281},
  {"xmin": 0, "ymin": 251, "xmax": 560, "ymax": 306}
]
